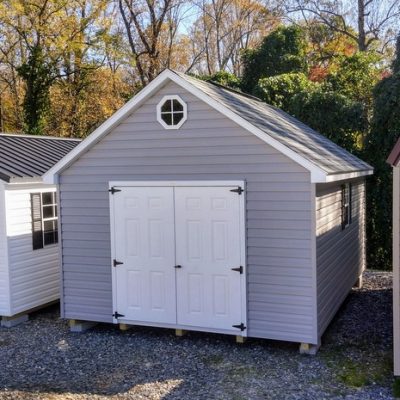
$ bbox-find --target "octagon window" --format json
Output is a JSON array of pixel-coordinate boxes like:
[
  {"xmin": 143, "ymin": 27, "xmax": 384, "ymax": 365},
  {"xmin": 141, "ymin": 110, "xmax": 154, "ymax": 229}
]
[{"xmin": 157, "ymin": 95, "xmax": 187, "ymax": 129}]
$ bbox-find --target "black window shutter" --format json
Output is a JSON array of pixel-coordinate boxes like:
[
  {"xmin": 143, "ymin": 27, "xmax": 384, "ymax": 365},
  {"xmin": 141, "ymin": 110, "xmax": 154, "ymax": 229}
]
[{"xmin": 31, "ymin": 193, "xmax": 43, "ymax": 250}]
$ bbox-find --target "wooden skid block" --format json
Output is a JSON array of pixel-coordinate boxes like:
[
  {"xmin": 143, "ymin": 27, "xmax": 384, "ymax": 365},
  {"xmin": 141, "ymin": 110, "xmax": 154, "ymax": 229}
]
[
  {"xmin": 1, "ymin": 314, "xmax": 29, "ymax": 328},
  {"xmin": 119, "ymin": 323, "xmax": 131, "ymax": 331},
  {"xmin": 299, "ymin": 342, "xmax": 320, "ymax": 355},
  {"xmin": 175, "ymin": 329, "xmax": 187, "ymax": 337},
  {"xmin": 69, "ymin": 319, "xmax": 97, "ymax": 333},
  {"xmin": 354, "ymin": 274, "xmax": 363, "ymax": 289},
  {"xmin": 236, "ymin": 335, "xmax": 246, "ymax": 344}
]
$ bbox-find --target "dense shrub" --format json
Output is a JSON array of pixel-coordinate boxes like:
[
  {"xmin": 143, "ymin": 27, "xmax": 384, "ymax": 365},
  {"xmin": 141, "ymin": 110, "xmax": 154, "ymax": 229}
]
[{"xmin": 241, "ymin": 26, "xmax": 308, "ymax": 94}]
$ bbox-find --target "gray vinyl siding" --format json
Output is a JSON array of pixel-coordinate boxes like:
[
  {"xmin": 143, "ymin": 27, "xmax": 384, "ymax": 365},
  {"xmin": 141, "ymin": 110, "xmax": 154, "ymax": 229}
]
[
  {"xmin": 59, "ymin": 81, "xmax": 316, "ymax": 344},
  {"xmin": 6, "ymin": 186, "xmax": 59, "ymax": 315},
  {"xmin": 316, "ymin": 179, "xmax": 366, "ymax": 337}
]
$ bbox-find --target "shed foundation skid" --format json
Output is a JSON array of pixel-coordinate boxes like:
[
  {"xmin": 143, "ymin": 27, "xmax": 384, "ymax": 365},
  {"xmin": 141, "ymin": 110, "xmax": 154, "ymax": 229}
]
[{"xmin": 69, "ymin": 320, "xmax": 97, "ymax": 332}]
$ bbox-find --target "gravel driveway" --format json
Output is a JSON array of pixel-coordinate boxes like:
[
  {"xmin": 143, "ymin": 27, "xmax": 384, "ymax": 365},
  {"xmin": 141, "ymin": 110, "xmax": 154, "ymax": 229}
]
[{"xmin": 0, "ymin": 271, "xmax": 395, "ymax": 400}]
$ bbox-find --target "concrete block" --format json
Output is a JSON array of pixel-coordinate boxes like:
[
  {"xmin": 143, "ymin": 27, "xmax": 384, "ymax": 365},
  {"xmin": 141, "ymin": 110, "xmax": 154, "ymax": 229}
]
[
  {"xmin": 1, "ymin": 314, "xmax": 29, "ymax": 328},
  {"xmin": 175, "ymin": 329, "xmax": 187, "ymax": 337}
]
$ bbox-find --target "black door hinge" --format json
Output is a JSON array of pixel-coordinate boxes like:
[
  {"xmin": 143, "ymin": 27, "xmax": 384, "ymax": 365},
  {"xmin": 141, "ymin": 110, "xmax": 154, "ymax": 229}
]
[
  {"xmin": 232, "ymin": 323, "xmax": 246, "ymax": 331},
  {"xmin": 109, "ymin": 187, "xmax": 121, "ymax": 195},
  {"xmin": 113, "ymin": 259, "xmax": 123, "ymax": 267},
  {"xmin": 113, "ymin": 311, "xmax": 125, "ymax": 319},
  {"xmin": 231, "ymin": 266, "xmax": 243, "ymax": 274},
  {"xmin": 230, "ymin": 186, "xmax": 244, "ymax": 195}
]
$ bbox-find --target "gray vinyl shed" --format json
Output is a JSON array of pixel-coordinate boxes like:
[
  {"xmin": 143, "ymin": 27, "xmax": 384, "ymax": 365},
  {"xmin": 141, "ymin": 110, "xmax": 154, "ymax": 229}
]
[{"xmin": 44, "ymin": 69, "xmax": 373, "ymax": 352}]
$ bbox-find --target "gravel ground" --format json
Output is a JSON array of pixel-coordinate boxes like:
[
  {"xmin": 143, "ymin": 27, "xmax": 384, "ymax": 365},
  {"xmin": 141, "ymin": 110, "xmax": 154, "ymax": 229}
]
[{"xmin": 0, "ymin": 271, "xmax": 395, "ymax": 400}]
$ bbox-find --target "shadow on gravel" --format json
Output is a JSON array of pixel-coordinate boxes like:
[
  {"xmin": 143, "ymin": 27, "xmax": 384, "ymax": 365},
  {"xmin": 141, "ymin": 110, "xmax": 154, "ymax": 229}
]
[{"xmin": 0, "ymin": 272, "xmax": 394, "ymax": 399}]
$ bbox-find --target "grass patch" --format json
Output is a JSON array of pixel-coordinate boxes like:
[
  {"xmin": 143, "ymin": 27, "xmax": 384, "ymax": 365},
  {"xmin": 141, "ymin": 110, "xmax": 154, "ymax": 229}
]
[
  {"xmin": 202, "ymin": 354, "xmax": 225, "ymax": 366},
  {"xmin": 393, "ymin": 378, "xmax": 400, "ymax": 398},
  {"xmin": 322, "ymin": 347, "xmax": 392, "ymax": 388}
]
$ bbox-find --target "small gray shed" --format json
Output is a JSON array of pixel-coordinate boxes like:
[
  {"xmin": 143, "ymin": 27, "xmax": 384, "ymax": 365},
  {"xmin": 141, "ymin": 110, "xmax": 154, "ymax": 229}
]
[
  {"xmin": 44, "ymin": 69, "xmax": 373, "ymax": 352},
  {"xmin": 0, "ymin": 134, "xmax": 80, "ymax": 326}
]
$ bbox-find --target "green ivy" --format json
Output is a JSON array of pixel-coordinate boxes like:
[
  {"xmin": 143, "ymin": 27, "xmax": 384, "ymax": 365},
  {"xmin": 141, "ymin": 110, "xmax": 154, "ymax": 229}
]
[
  {"xmin": 241, "ymin": 26, "xmax": 308, "ymax": 94},
  {"xmin": 255, "ymin": 72, "xmax": 317, "ymax": 110},
  {"xmin": 363, "ymin": 37, "xmax": 400, "ymax": 270},
  {"xmin": 17, "ymin": 45, "xmax": 57, "ymax": 135}
]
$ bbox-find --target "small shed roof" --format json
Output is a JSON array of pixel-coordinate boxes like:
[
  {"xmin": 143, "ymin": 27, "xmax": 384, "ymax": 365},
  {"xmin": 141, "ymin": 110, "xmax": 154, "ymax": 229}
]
[
  {"xmin": 0, "ymin": 133, "xmax": 81, "ymax": 182},
  {"xmin": 42, "ymin": 69, "xmax": 373, "ymax": 184},
  {"xmin": 388, "ymin": 137, "xmax": 400, "ymax": 166}
]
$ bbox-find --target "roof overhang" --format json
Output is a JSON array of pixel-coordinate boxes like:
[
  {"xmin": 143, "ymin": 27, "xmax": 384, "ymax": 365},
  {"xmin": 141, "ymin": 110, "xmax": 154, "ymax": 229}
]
[
  {"xmin": 388, "ymin": 137, "xmax": 400, "ymax": 166},
  {"xmin": 325, "ymin": 169, "xmax": 373, "ymax": 183},
  {"xmin": 43, "ymin": 69, "xmax": 371, "ymax": 184}
]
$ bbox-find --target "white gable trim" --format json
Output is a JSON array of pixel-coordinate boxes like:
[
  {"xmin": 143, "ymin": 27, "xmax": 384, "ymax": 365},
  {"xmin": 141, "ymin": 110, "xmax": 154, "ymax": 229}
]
[{"xmin": 43, "ymin": 69, "xmax": 361, "ymax": 184}]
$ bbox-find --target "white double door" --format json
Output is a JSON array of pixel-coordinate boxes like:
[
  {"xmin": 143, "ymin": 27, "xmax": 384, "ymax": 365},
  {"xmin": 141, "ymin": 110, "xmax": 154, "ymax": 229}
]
[{"xmin": 112, "ymin": 185, "xmax": 244, "ymax": 332}]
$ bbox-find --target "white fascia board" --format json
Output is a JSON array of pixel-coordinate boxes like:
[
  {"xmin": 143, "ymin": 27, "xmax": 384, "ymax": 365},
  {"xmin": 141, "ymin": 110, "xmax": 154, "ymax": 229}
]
[
  {"xmin": 43, "ymin": 69, "xmax": 329, "ymax": 183},
  {"xmin": 325, "ymin": 169, "xmax": 374, "ymax": 183}
]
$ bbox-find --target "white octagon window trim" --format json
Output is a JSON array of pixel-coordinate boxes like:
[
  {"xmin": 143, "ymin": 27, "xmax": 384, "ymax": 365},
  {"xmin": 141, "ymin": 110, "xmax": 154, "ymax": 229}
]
[{"xmin": 157, "ymin": 95, "xmax": 187, "ymax": 130}]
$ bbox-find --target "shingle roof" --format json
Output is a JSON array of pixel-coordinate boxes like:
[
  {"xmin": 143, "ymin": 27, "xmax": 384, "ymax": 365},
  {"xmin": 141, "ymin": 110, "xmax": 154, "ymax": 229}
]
[
  {"xmin": 174, "ymin": 71, "xmax": 372, "ymax": 176},
  {"xmin": 0, "ymin": 133, "xmax": 81, "ymax": 182}
]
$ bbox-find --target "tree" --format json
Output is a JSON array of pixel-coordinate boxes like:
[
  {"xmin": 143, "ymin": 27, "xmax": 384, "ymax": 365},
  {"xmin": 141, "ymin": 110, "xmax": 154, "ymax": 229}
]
[
  {"xmin": 289, "ymin": 88, "xmax": 366, "ymax": 150},
  {"xmin": 284, "ymin": 0, "xmax": 400, "ymax": 53},
  {"xmin": 202, "ymin": 70, "xmax": 241, "ymax": 89},
  {"xmin": 255, "ymin": 72, "xmax": 315, "ymax": 110},
  {"xmin": 363, "ymin": 36, "xmax": 400, "ymax": 270},
  {"xmin": 325, "ymin": 52, "xmax": 382, "ymax": 109},
  {"xmin": 17, "ymin": 45, "xmax": 57, "ymax": 135},
  {"xmin": 241, "ymin": 25, "xmax": 308, "ymax": 93},
  {"xmin": 118, "ymin": 0, "xmax": 184, "ymax": 86},
  {"xmin": 0, "ymin": 0, "xmax": 110, "ymax": 135},
  {"xmin": 187, "ymin": 0, "xmax": 279, "ymax": 75}
]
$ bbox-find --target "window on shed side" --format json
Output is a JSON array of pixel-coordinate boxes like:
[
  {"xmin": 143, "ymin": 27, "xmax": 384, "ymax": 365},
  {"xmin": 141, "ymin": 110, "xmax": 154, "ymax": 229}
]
[
  {"xmin": 31, "ymin": 192, "xmax": 58, "ymax": 250},
  {"xmin": 341, "ymin": 183, "xmax": 352, "ymax": 230}
]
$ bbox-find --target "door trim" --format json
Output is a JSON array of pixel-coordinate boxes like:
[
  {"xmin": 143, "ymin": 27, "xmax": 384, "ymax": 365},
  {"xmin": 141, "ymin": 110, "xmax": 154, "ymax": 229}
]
[{"xmin": 109, "ymin": 180, "xmax": 247, "ymax": 336}]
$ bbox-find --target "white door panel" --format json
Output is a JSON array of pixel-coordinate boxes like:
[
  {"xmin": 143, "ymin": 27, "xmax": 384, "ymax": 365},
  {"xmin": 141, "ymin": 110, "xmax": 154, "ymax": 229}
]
[
  {"xmin": 175, "ymin": 187, "xmax": 242, "ymax": 330},
  {"xmin": 113, "ymin": 187, "xmax": 176, "ymax": 324}
]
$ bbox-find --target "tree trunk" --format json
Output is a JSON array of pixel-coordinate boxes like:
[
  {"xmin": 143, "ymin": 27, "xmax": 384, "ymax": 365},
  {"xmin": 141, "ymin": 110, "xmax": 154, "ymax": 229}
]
[{"xmin": 358, "ymin": 0, "xmax": 367, "ymax": 51}]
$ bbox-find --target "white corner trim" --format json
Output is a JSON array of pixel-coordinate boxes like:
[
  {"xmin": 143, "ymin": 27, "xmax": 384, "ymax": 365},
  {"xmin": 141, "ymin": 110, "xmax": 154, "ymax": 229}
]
[
  {"xmin": 156, "ymin": 95, "xmax": 187, "ymax": 130},
  {"xmin": 42, "ymin": 68, "xmax": 362, "ymax": 184}
]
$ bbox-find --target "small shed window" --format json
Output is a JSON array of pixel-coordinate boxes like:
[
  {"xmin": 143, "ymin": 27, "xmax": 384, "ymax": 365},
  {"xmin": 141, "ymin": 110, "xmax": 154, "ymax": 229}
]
[
  {"xmin": 341, "ymin": 183, "xmax": 352, "ymax": 230},
  {"xmin": 31, "ymin": 192, "xmax": 58, "ymax": 250},
  {"xmin": 157, "ymin": 95, "xmax": 187, "ymax": 129}
]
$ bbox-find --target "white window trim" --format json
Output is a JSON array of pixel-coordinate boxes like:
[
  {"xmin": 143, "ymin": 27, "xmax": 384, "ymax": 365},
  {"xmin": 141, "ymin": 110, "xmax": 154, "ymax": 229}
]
[
  {"xmin": 342, "ymin": 183, "xmax": 351, "ymax": 229},
  {"xmin": 41, "ymin": 192, "xmax": 58, "ymax": 247},
  {"xmin": 157, "ymin": 95, "xmax": 187, "ymax": 130}
]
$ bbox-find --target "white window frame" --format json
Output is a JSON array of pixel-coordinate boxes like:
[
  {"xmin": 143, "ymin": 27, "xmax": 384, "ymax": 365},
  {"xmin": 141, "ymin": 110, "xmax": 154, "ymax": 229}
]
[
  {"xmin": 157, "ymin": 95, "xmax": 187, "ymax": 130},
  {"xmin": 41, "ymin": 192, "xmax": 58, "ymax": 247},
  {"xmin": 342, "ymin": 183, "xmax": 351, "ymax": 230}
]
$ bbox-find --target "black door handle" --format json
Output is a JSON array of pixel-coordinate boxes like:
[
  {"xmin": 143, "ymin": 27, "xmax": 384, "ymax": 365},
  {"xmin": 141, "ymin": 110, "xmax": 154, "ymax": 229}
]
[{"xmin": 174, "ymin": 265, "xmax": 182, "ymax": 269}]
